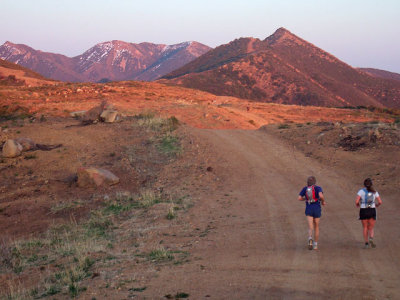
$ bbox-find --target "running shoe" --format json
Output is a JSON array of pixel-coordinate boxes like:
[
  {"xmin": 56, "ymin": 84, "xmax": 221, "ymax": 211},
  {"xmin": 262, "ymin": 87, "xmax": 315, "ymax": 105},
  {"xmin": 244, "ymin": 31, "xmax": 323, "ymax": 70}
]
[
  {"xmin": 369, "ymin": 239, "xmax": 376, "ymax": 248},
  {"xmin": 364, "ymin": 243, "xmax": 370, "ymax": 249},
  {"xmin": 308, "ymin": 238, "xmax": 313, "ymax": 250},
  {"xmin": 313, "ymin": 242, "xmax": 318, "ymax": 250}
]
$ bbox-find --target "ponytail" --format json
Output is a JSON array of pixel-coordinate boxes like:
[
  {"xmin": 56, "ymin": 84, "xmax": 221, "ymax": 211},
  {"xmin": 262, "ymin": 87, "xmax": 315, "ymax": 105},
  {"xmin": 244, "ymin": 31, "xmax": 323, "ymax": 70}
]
[{"xmin": 364, "ymin": 178, "xmax": 376, "ymax": 193}]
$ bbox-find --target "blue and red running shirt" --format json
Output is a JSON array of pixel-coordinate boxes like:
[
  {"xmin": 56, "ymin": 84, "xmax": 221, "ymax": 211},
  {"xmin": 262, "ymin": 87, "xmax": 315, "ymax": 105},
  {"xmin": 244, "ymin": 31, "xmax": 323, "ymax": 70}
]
[{"xmin": 299, "ymin": 185, "xmax": 323, "ymax": 206}]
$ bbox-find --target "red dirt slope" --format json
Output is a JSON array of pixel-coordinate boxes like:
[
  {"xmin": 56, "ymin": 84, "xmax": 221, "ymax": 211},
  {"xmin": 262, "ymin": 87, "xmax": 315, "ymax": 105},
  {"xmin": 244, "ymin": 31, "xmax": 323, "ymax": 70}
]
[{"xmin": 161, "ymin": 28, "xmax": 400, "ymax": 108}]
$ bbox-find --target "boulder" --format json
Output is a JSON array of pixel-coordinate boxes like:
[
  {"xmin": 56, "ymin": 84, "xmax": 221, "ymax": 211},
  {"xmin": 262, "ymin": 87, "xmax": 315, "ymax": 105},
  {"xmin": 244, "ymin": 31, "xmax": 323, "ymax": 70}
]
[
  {"xmin": 77, "ymin": 167, "xmax": 120, "ymax": 187},
  {"xmin": 79, "ymin": 101, "xmax": 121, "ymax": 124},
  {"xmin": 2, "ymin": 139, "xmax": 23, "ymax": 158},
  {"xmin": 100, "ymin": 110, "xmax": 120, "ymax": 123},
  {"xmin": 15, "ymin": 138, "xmax": 36, "ymax": 151},
  {"xmin": 82, "ymin": 105, "xmax": 104, "ymax": 123},
  {"xmin": 70, "ymin": 111, "xmax": 87, "ymax": 118}
]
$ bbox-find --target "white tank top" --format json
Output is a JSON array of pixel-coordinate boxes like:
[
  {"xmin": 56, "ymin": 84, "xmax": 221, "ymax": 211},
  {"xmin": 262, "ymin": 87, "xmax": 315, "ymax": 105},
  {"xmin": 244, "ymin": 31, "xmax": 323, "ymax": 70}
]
[{"xmin": 357, "ymin": 188, "xmax": 379, "ymax": 209}]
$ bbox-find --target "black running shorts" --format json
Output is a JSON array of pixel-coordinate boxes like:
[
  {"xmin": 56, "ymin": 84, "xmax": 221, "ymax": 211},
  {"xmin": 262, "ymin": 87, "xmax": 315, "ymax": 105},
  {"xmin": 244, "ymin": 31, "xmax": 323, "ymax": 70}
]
[{"xmin": 359, "ymin": 208, "xmax": 376, "ymax": 220}]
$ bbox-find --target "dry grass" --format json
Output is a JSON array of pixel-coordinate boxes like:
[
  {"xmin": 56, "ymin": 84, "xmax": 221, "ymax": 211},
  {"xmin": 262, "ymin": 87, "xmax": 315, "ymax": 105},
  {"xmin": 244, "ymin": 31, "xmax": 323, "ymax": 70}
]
[
  {"xmin": 1, "ymin": 219, "xmax": 107, "ymax": 298},
  {"xmin": 137, "ymin": 189, "xmax": 162, "ymax": 208}
]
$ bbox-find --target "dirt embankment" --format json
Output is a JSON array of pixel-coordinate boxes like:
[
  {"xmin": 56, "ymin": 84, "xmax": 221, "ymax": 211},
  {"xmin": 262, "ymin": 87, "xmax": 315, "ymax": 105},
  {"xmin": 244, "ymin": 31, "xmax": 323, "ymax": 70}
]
[{"xmin": 261, "ymin": 121, "xmax": 400, "ymax": 194}]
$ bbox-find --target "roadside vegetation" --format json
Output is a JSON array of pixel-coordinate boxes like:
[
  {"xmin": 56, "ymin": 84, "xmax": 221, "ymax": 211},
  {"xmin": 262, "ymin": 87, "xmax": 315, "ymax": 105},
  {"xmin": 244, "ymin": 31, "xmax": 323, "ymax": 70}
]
[
  {"xmin": 2, "ymin": 187, "xmax": 191, "ymax": 299},
  {"xmin": 133, "ymin": 113, "xmax": 182, "ymax": 157},
  {"xmin": 0, "ymin": 114, "xmax": 192, "ymax": 299}
]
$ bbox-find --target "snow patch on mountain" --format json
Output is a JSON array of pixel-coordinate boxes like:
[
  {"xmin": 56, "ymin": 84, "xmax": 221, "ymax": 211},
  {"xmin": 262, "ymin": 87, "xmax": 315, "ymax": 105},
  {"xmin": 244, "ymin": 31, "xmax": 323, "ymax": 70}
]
[
  {"xmin": 0, "ymin": 42, "xmax": 23, "ymax": 60},
  {"xmin": 162, "ymin": 41, "xmax": 192, "ymax": 53},
  {"xmin": 78, "ymin": 41, "xmax": 115, "ymax": 71},
  {"xmin": 113, "ymin": 49, "xmax": 130, "ymax": 65}
]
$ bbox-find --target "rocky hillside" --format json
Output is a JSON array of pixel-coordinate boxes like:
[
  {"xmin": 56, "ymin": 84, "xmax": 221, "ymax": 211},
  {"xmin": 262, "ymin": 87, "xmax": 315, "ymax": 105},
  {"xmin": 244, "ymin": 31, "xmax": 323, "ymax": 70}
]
[
  {"xmin": 0, "ymin": 41, "xmax": 211, "ymax": 82},
  {"xmin": 358, "ymin": 68, "xmax": 400, "ymax": 82},
  {"xmin": 161, "ymin": 28, "xmax": 400, "ymax": 108},
  {"xmin": 0, "ymin": 59, "xmax": 56, "ymax": 86}
]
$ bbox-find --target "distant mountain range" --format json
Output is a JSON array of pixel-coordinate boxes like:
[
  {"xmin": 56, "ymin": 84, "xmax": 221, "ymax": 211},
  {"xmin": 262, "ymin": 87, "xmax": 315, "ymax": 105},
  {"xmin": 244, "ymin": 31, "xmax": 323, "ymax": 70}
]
[
  {"xmin": 2, "ymin": 28, "xmax": 400, "ymax": 108},
  {"xmin": 160, "ymin": 28, "xmax": 400, "ymax": 108},
  {"xmin": 0, "ymin": 41, "xmax": 211, "ymax": 82}
]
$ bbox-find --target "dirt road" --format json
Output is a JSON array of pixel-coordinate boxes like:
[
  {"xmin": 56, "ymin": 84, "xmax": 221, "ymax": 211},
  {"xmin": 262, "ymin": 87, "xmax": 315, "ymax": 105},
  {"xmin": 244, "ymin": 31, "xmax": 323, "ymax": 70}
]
[{"xmin": 149, "ymin": 129, "xmax": 400, "ymax": 299}]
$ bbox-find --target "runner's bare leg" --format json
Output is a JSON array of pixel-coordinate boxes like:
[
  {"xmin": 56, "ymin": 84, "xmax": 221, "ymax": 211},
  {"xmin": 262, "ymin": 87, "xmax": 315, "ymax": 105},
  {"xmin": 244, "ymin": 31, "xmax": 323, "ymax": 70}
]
[
  {"xmin": 313, "ymin": 218, "xmax": 320, "ymax": 243},
  {"xmin": 307, "ymin": 216, "xmax": 314, "ymax": 239}
]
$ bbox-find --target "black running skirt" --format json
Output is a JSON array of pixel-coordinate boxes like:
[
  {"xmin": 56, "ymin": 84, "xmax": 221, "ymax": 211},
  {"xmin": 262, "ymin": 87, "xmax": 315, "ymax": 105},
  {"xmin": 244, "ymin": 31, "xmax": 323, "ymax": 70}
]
[{"xmin": 359, "ymin": 208, "xmax": 376, "ymax": 220}]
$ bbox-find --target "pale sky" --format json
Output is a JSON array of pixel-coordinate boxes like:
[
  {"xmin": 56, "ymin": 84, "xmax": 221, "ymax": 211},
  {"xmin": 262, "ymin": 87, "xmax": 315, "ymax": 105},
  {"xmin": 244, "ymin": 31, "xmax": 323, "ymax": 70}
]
[{"xmin": 1, "ymin": 0, "xmax": 399, "ymax": 73}]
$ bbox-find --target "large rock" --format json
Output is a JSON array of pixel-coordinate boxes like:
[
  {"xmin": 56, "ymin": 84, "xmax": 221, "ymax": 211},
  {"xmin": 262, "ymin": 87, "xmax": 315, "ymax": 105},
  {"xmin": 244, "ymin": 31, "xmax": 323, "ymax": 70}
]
[
  {"xmin": 100, "ymin": 109, "xmax": 120, "ymax": 123},
  {"xmin": 2, "ymin": 139, "xmax": 23, "ymax": 158},
  {"xmin": 81, "ymin": 101, "xmax": 120, "ymax": 124},
  {"xmin": 77, "ymin": 167, "xmax": 120, "ymax": 187},
  {"xmin": 82, "ymin": 105, "xmax": 104, "ymax": 123},
  {"xmin": 14, "ymin": 138, "xmax": 36, "ymax": 151}
]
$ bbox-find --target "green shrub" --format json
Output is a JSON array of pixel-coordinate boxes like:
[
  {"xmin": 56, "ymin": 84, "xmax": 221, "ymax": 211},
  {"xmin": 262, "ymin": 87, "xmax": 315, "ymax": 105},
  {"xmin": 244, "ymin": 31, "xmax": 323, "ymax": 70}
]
[
  {"xmin": 166, "ymin": 206, "xmax": 176, "ymax": 220},
  {"xmin": 167, "ymin": 116, "xmax": 180, "ymax": 130},
  {"xmin": 148, "ymin": 247, "xmax": 174, "ymax": 261},
  {"xmin": 278, "ymin": 124, "xmax": 290, "ymax": 129},
  {"xmin": 134, "ymin": 113, "xmax": 179, "ymax": 132},
  {"xmin": 158, "ymin": 134, "xmax": 181, "ymax": 156},
  {"xmin": 85, "ymin": 211, "xmax": 112, "ymax": 238}
]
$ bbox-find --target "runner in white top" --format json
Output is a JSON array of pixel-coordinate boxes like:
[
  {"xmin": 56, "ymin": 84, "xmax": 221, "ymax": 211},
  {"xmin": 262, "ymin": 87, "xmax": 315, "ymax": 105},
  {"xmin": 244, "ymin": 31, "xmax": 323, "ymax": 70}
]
[{"xmin": 355, "ymin": 178, "xmax": 382, "ymax": 249}]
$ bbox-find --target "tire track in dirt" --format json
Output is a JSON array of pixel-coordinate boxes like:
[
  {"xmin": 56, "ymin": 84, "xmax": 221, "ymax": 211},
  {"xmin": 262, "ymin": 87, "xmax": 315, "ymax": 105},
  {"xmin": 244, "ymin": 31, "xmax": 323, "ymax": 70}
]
[{"xmin": 148, "ymin": 128, "xmax": 400, "ymax": 299}]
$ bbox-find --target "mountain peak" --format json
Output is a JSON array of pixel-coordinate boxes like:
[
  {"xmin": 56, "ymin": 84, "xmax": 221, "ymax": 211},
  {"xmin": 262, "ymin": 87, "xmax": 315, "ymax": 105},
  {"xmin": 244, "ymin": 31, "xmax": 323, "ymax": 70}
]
[
  {"xmin": 274, "ymin": 27, "xmax": 292, "ymax": 35},
  {"xmin": 265, "ymin": 27, "xmax": 304, "ymax": 45},
  {"xmin": 0, "ymin": 41, "xmax": 25, "ymax": 59},
  {"xmin": 1, "ymin": 41, "xmax": 21, "ymax": 50},
  {"xmin": 3, "ymin": 41, "xmax": 15, "ymax": 46}
]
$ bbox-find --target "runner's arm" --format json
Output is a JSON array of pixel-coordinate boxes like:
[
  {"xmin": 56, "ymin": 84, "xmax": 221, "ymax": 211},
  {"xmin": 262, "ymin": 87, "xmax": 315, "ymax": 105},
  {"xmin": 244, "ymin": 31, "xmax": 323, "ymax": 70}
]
[
  {"xmin": 376, "ymin": 196, "xmax": 383, "ymax": 207},
  {"xmin": 318, "ymin": 192, "xmax": 326, "ymax": 205},
  {"xmin": 298, "ymin": 195, "xmax": 305, "ymax": 201},
  {"xmin": 355, "ymin": 195, "xmax": 361, "ymax": 207}
]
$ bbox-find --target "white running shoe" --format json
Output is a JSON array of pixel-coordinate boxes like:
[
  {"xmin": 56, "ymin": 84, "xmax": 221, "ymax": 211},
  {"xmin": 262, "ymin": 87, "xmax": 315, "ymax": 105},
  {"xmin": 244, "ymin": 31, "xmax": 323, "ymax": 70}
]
[
  {"xmin": 369, "ymin": 239, "xmax": 376, "ymax": 248},
  {"xmin": 308, "ymin": 238, "xmax": 313, "ymax": 250},
  {"xmin": 313, "ymin": 242, "xmax": 318, "ymax": 250}
]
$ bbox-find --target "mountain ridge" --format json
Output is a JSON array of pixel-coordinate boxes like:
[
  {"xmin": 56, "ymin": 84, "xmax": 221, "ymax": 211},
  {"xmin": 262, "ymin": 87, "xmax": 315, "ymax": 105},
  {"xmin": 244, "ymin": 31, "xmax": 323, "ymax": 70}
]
[
  {"xmin": 160, "ymin": 28, "xmax": 400, "ymax": 108},
  {"xmin": 0, "ymin": 40, "xmax": 211, "ymax": 82},
  {"xmin": 358, "ymin": 68, "xmax": 400, "ymax": 82}
]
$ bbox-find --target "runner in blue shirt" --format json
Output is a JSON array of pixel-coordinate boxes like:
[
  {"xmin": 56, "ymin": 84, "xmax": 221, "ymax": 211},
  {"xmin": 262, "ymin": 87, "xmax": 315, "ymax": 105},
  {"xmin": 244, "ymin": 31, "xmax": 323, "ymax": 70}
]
[{"xmin": 298, "ymin": 176, "xmax": 326, "ymax": 250}]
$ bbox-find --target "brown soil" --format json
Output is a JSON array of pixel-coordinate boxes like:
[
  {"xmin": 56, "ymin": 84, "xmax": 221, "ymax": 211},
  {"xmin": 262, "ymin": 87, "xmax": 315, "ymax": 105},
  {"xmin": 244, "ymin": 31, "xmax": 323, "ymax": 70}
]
[
  {"xmin": 0, "ymin": 81, "xmax": 397, "ymax": 131},
  {"xmin": 1, "ymin": 82, "xmax": 400, "ymax": 299},
  {"xmin": 143, "ymin": 127, "xmax": 400, "ymax": 299}
]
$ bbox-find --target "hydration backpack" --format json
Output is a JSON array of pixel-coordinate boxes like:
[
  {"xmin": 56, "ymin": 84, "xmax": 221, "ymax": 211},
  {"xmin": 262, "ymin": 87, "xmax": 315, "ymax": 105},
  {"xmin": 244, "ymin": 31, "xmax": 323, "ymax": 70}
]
[
  {"xmin": 363, "ymin": 188, "xmax": 375, "ymax": 207},
  {"xmin": 305, "ymin": 185, "xmax": 319, "ymax": 203}
]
